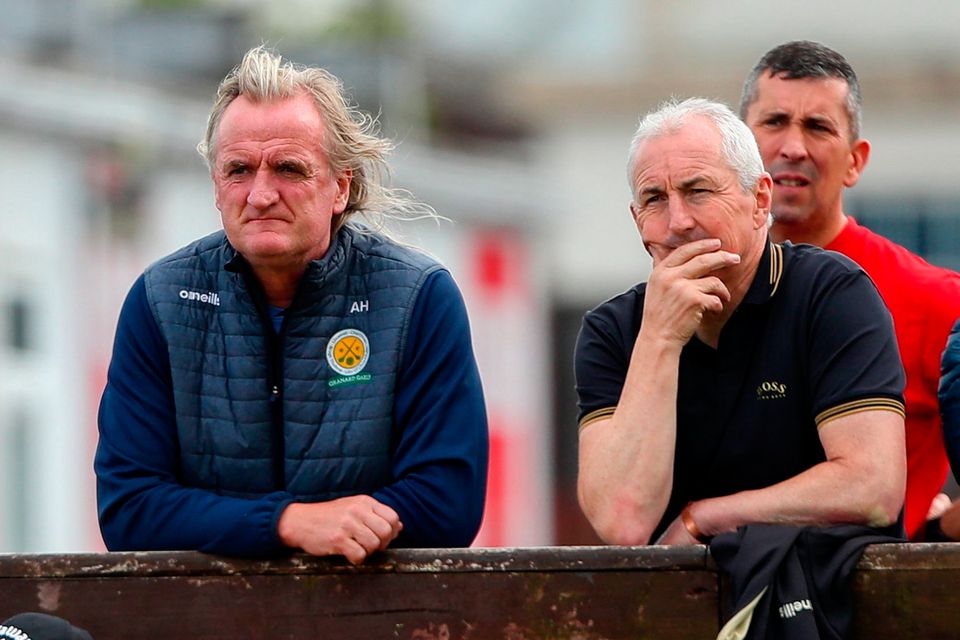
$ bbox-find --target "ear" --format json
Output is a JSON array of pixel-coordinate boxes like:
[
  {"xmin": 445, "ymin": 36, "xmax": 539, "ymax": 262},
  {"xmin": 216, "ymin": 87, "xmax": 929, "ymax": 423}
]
[
  {"xmin": 844, "ymin": 138, "xmax": 870, "ymax": 188},
  {"xmin": 213, "ymin": 183, "xmax": 223, "ymax": 213},
  {"xmin": 332, "ymin": 169, "xmax": 353, "ymax": 215},
  {"xmin": 630, "ymin": 201, "xmax": 643, "ymax": 234},
  {"xmin": 752, "ymin": 173, "xmax": 774, "ymax": 229}
]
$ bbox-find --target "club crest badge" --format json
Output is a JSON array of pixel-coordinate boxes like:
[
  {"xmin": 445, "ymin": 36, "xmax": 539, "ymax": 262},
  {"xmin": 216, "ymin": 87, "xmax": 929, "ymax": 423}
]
[{"xmin": 327, "ymin": 329, "xmax": 371, "ymax": 384}]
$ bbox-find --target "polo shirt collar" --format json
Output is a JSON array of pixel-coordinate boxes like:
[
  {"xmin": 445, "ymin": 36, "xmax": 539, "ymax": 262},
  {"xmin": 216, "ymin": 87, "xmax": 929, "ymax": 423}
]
[{"xmin": 741, "ymin": 238, "xmax": 784, "ymax": 305}]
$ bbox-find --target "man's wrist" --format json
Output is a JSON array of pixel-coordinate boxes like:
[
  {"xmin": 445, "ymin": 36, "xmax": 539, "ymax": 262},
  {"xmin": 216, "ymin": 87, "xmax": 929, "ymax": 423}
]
[
  {"xmin": 681, "ymin": 502, "xmax": 711, "ymax": 543},
  {"xmin": 634, "ymin": 330, "xmax": 686, "ymax": 358},
  {"xmin": 277, "ymin": 502, "xmax": 304, "ymax": 548}
]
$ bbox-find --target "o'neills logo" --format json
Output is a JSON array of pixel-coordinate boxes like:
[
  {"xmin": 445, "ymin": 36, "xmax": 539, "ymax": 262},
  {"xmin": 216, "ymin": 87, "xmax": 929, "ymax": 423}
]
[
  {"xmin": 0, "ymin": 624, "xmax": 30, "ymax": 640},
  {"xmin": 779, "ymin": 599, "xmax": 813, "ymax": 619},
  {"xmin": 179, "ymin": 289, "xmax": 221, "ymax": 306}
]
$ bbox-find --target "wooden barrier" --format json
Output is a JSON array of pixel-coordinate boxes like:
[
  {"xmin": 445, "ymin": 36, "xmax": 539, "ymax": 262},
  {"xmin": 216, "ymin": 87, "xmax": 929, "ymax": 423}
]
[{"xmin": 1, "ymin": 544, "xmax": 959, "ymax": 639}]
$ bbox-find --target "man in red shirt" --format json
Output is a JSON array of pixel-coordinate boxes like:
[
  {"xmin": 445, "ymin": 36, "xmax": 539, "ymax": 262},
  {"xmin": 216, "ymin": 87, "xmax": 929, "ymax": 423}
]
[{"xmin": 740, "ymin": 40, "xmax": 960, "ymax": 539}]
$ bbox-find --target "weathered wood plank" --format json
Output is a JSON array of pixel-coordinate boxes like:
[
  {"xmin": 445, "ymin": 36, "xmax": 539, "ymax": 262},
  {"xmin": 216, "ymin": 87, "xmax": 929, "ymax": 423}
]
[
  {"xmin": 0, "ymin": 547, "xmax": 717, "ymax": 640},
  {"xmin": 0, "ymin": 546, "xmax": 710, "ymax": 578},
  {"xmin": 4, "ymin": 544, "xmax": 958, "ymax": 639},
  {"xmin": 852, "ymin": 543, "xmax": 960, "ymax": 639}
]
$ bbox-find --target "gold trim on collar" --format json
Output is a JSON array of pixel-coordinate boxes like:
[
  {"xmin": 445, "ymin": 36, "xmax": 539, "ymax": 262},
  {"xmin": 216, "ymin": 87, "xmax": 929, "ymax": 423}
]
[{"xmin": 769, "ymin": 243, "xmax": 784, "ymax": 298}]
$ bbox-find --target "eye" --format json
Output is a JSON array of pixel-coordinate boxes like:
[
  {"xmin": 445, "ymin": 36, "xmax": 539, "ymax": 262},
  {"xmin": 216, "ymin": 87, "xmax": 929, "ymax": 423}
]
[
  {"xmin": 641, "ymin": 193, "xmax": 664, "ymax": 207},
  {"xmin": 276, "ymin": 161, "xmax": 307, "ymax": 177},
  {"xmin": 806, "ymin": 120, "xmax": 835, "ymax": 135},
  {"xmin": 225, "ymin": 164, "xmax": 248, "ymax": 177}
]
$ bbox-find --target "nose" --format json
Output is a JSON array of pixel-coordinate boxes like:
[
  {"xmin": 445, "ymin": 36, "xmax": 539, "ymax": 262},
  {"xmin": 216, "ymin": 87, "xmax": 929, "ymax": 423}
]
[
  {"xmin": 247, "ymin": 173, "xmax": 279, "ymax": 210},
  {"xmin": 779, "ymin": 125, "xmax": 808, "ymax": 162},
  {"xmin": 667, "ymin": 197, "xmax": 696, "ymax": 235}
]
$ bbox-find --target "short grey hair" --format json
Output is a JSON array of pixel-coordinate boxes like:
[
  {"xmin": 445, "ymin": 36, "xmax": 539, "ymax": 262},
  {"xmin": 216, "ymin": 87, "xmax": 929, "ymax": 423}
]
[
  {"xmin": 198, "ymin": 45, "xmax": 435, "ymax": 234},
  {"xmin": 627, "ymin": 97, "xmax": 764, "ymax": 199}
]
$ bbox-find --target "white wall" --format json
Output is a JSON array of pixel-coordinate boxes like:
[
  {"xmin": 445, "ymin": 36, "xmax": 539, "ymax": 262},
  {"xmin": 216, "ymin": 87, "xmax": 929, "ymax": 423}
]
[{"xmin": 0, "ymin": 132, "xmax": 91, "ymax": 551}]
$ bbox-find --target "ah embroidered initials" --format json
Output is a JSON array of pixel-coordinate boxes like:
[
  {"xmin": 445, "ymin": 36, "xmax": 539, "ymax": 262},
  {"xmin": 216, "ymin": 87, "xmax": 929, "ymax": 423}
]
[{"xmin": 350, "ymin": 300, "xmax": 369, "ymax": 314}]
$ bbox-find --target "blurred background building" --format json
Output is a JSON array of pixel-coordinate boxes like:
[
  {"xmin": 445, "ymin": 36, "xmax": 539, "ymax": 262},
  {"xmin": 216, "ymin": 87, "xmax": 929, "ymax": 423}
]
[{"xmin": 1, "ymin": 0, "xmax": 959, "ymax": 551}]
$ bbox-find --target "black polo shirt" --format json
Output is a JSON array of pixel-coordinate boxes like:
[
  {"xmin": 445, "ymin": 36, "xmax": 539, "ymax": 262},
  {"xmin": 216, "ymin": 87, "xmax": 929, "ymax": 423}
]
[{"xmin": 574, "ymin": 240, "xmax": 905, "ymax": 541}]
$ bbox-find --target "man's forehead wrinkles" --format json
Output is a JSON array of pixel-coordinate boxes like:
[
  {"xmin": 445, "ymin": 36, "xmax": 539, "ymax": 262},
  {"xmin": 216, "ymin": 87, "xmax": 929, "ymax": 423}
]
[
  {"xmin": 221, "ymin": 140, "xmax": 312, "ymax": 151},
  {"xmin": 218, "ymin": 142, "xmax": 314, "ymax": 161},
  {"xmin": 755, "ymin": 96, "xmax": 843, "ymax": 123},
  {"xmin": 636, "ymin": 164, "xmax": 716, "ymax": 191}
]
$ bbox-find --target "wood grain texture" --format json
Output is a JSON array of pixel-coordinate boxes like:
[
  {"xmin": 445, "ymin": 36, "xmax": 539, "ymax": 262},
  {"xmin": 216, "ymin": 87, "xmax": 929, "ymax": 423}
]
[{"xmin": 2, "ymin": 544, "xmax": 954, "ymax": 639}]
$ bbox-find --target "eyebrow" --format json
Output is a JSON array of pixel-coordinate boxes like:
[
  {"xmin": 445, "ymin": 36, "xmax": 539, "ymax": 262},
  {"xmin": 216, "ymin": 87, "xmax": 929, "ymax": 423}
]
[
  {"xmin": 757, "ymin": 108, "xmax": 838, "ymax": 127},
  {"xmin": 756, "ymin": 109, "xmax": 786, "ymax": 120},
  {"xmin": 638, "ymin": 183, "xmax": 664, "ymax": 195},
  {"xmin": 274, "ymin": 158, "xmax": 308, "ymax": 168},
  {"xmin": 678, "ymin": 176, "xmax": 711, "ymax": 190},
  {"xmin": 220, "ymin": 159, "xmax": 246, "ymax": 170},
  {"xmin": 803, "ymin": 115, "xmax": 838, "ymax": 127},
  {"xmin": 637, "ymin": 184, "xmax": 665, "ymax": 200},
  {"xmin": 637, "ymin": 175, "xmax": 713, "ymax": 197}
]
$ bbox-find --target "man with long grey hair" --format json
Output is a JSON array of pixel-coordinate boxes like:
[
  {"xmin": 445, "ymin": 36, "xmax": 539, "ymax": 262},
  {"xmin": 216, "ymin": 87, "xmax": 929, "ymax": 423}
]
[
  {"xmin": 96, "ymin": 46, "xmax": 488, "ymax": 562},
  {"xmin": 575, "ymin": 97, "xmax": 906, "ymax": 545}
]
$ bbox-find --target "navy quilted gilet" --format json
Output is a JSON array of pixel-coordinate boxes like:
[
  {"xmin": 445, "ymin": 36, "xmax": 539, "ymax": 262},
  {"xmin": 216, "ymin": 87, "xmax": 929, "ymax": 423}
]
[{"xmin": 143, "ymin": 226, "xmax": 442, "ymax": 500}]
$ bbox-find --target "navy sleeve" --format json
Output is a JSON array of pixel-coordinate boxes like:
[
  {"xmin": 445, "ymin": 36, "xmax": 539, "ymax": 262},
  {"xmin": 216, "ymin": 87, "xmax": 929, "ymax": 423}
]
[
  {"xmin": 372, "ymin": 270, "xmax": 489, "ymax": 547},
  {"xmin": 940, "ymin": 318, "xmax": 960, "ymax": 476},
  {"xmin": 806, "ymin": 262, "xmax": 906, "ymax": 424},
  {"xmin": 574, "ymin": 289, "xmax": 640, "ymax": 426},
  {"xmin": 95, "ymin": 275, "xmax": 294, "ymax": 556}
]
